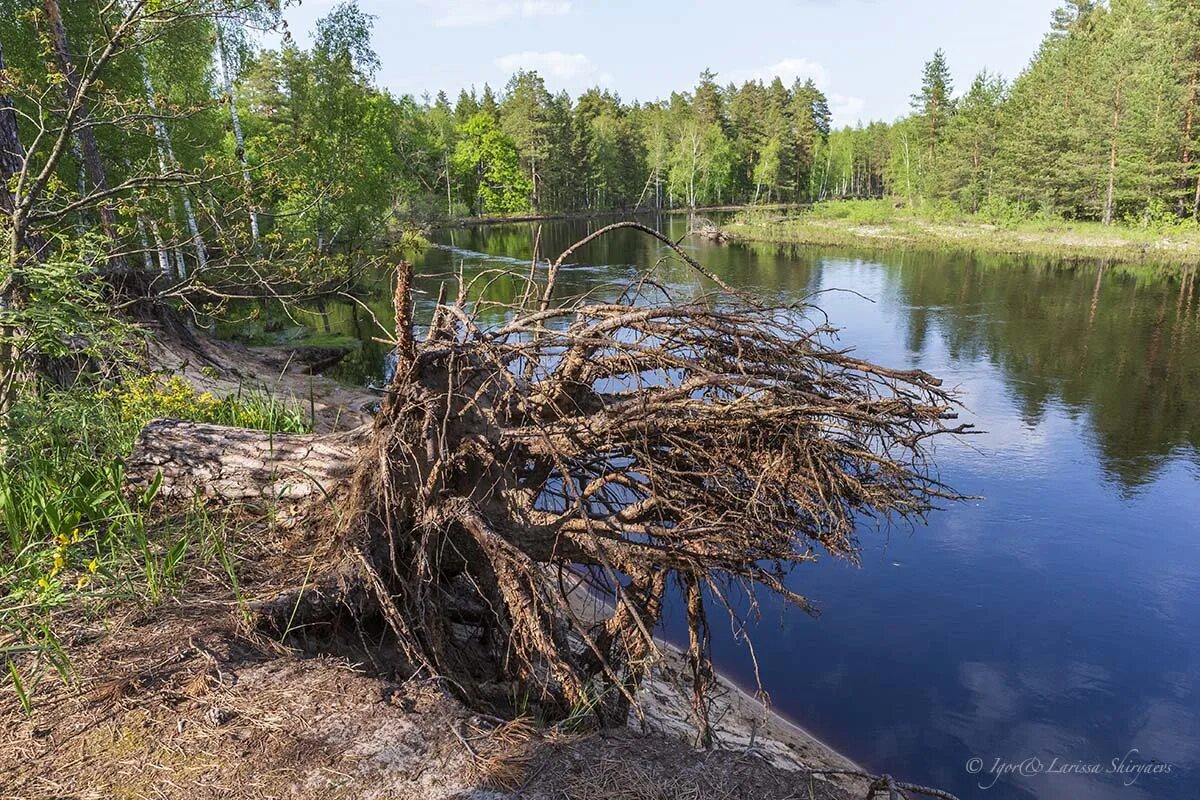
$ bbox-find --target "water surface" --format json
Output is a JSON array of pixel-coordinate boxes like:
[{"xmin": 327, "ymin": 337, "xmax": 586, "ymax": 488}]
[{"xmin": 320, "ymin": 215, "xmax": 1200, "ymax": 799}]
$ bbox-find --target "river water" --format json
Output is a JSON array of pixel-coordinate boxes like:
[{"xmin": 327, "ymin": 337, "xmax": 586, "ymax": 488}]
[{"xmin": 320, "ymin": 214, "xmax": 1200, "ymax": 799}]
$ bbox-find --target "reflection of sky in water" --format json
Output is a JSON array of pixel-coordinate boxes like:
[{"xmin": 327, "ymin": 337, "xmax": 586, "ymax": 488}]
[
  {"xmin": 721, "ymin": 251, "xmax": 1200, "ymax": 800},
  {"xmin": 348, "ymin": 218, "xmax": 1200, "ymax": 799}
]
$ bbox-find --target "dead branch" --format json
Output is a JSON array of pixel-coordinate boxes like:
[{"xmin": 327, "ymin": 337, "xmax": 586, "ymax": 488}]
[
  {"xmin": 332, "ymin": 221, "xmax": 973, "ymax": 734},
  {"xmin": 128, "ymin": 223, "xmax": 971, "ymax": 737}
]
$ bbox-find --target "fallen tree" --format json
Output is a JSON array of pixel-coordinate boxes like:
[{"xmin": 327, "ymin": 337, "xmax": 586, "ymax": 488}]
[{"xmin": 127, "ymin": 222, "xmax": 972, "ymax": 740}]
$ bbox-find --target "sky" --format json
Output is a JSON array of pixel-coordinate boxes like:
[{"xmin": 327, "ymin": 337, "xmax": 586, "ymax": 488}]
[{"xmin": 280, "ymin": 0, "xmax": 1063, "ymax": 127}]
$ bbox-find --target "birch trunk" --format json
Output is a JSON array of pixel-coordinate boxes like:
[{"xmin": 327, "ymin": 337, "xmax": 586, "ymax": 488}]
[
  {"xmin": 214, "ymin": 19, "xmax": 260, "ymax": 246},
  {"xmin": 135, "ymin": 216, "xmax": 157, "ymax": 273},
  {"xmin": 134, "ymin": 45, "xmax": 207, "ymax": 271}
]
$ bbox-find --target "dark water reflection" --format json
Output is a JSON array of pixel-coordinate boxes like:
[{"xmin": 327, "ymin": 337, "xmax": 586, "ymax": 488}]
[{"xmin": 320, "ymin": 215, "xmax": 1200, "ymax": 799}]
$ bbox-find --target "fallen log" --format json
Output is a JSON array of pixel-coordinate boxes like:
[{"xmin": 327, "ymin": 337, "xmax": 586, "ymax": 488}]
[
  {"xmin": 695, "ymin": 224, "xmax": 730, "ymax": 243},
  {"xmin": 126, "ymin": 418, "xmax": 366, "ymax": 506}
]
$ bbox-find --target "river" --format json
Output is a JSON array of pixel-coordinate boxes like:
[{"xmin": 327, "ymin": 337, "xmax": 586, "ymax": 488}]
[{"xmin": 315, "ymin": 214, "xmax": 1200, "ymax": 800}]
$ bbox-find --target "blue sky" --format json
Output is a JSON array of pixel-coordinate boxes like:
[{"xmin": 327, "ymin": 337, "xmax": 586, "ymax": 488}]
[{"xmin": 281, "ymin": 0, "xmax": 1062, "ymax": 126}]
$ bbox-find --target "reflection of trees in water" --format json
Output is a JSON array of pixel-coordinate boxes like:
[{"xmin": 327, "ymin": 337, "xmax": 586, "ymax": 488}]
[{"xmin": 875, "ymin": 252, "xmax": 1200, "ymax": 489}]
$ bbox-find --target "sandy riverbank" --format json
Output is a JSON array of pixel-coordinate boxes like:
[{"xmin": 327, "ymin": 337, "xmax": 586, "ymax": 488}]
[{"xmin": 0, "ymin": 334, "xmax": 878, "ymax": 800}]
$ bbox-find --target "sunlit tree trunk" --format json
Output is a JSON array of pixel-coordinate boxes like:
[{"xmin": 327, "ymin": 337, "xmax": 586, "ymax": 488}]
[
  {"xmin": 133, "ymin": 42, "xmax": 207, "ymax": 271},
  {"xmin": 1194, "ymin": 171, "xmax": 1200, "ymax": 220},
  {"xmin": 148, "ymin": 219, "xmax": 172, "ymax": 278},
  {"xmin": 135, "ymin": 216, "xmax": 156, "ymax": 272},
  {"xmin": 214, "ymin": 17, "xmax": 259, "ymax": 246},
  {"xmin": 1103, "ymin": 95, "xmax": 1121, "ymax": 226}
]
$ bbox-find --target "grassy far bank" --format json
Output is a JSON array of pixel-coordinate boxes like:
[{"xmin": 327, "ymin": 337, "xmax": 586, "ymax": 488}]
[{"xmin": 722, "ymin": 200, "xmax": 1200, "ymax": 265}]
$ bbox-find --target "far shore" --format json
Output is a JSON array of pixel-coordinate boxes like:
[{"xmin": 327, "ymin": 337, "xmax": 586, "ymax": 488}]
[
  {"xmin": 425, "ymin": 202, "xmax": 807, "ymax": 228},
  {"xmin": 720, "ymin": 205, "xmax": 1200, "ymax": 266},
  {"xmin": 422, "ymin": 201, "xmax": 1200, "ymax": 267}
]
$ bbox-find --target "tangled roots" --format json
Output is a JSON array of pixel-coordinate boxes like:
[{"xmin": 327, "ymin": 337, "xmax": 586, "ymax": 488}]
[{"xmin": 337, "ymin": 223, "xmax": 972, "ymax": 738}]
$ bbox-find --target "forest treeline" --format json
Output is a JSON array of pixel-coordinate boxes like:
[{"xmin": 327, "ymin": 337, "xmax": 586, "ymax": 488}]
[
  {"xmin": 2, "ymin": 0, "xmax": 1199, "ymax": 276},
  {"xmin": 228, "ymin": 0, "xmax": 1200, "ymax": 233}
]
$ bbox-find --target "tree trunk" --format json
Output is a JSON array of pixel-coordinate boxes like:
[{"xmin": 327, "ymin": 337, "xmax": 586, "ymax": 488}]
[
  {"xmin": 126, "ymin": 419, "xmax": 366, "ymax": 507},
  {"xmin": 0, "ymin": 42, "xmax": 28, "ymax": 248},
  {"xmin": 44, "ymin": 0, "xmax": 124, "ymax": 261},
  {"xmin": 1194, "ymin": 171, "xmax": 1200, "ymax": 221},
  {"xmin": 135, "ymin": 216, "xmax": 156, "ymax": 272},
  {"xmin": 214, "ymin": 19, "xmax": 260, "ymax": 246},
  {"xmin": 148, "ymin": 218, "xmax": 172, "ymax": 278},
  {"xmin": 135, "ymin": 44, "xmax": 207, "ymax": 271},
  {"xmin": 0, "ymin": 40, "xmax": 33, "ymax": 420},
  {"xmin": 1103, "ymin": 83, "xmax": 1123, "ymax": 226}
]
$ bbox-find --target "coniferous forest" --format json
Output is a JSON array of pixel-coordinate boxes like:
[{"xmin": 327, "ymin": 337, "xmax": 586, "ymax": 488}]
[{"xmin": 3, "ymin": 0, "xmax": 1198, "ymax": 276}]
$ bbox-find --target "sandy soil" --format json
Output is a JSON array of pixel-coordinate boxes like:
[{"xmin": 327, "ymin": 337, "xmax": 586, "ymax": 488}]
[
  {"xmin": 0, "ymin": 334, "xmax": 872, "ymax": 800},
  {"xmin": 0, "ymin": 585, "xmax": 862, "ymax": 800}
]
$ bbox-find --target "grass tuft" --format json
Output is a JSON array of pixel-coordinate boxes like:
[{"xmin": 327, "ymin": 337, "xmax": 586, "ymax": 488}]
[{"xmin": 0, "ymin": 372, "xmax": 311, "ymax": 708}]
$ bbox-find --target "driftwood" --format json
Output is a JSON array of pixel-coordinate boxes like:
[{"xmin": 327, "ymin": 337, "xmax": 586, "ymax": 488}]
[
  {"xmin": 695, "ymin": 224, "xmax": 730, "ymax": 243},
  {"xmin": 128, "ymin": 222, "xmax": 972, "ymax": 740},
  {"xmin": 691, "ymin": 216, "xmax": 731, "ymax": 243}
]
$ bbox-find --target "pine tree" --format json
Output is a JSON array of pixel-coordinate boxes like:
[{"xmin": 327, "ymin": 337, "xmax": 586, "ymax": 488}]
[
  {"xmin": 945, "ymin": 71, "xmax": 1006, "ymax": 212},
  {"xmin": 911, "ymin": 48, "xmax": 954, "ymax": 199}
]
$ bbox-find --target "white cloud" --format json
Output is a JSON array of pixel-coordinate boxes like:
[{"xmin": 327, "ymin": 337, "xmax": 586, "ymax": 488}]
[
  {"xmin": 420, "ymin": 0, "xmax": 571, "ymax": 28},
  {"xmin": 830, "ymin": 93, "xmax": 866, "ymax": 125},
  {"xmin": 494, "ymin": 51, "xmax": 609, "ymax": 90},
  {"xmin": 731, "ymin": 58, "xmax": 866, "ymax": 126},
  {"xmin": 740, "ymin": 57, "xmax": 829, "ymax": 88}
]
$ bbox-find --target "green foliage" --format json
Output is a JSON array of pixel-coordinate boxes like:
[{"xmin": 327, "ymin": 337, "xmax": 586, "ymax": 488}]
[
  {"xmin": 0, "ymin": 373, "xmax": 311, "ymax": 704},
  {"xmin": 453, "ymin": 112, "xmax": 532, "ymax": 215},
  {"xmin": 806, "ymin": 199, "xmax": 898, "ymax": 225},
  {"xmin": 977, "ymin": 195, "xmax": 1036, "ymax": 227}
]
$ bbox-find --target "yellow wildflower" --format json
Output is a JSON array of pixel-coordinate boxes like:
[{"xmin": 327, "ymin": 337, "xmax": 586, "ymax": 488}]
[{"xmin": 87, "ymin": 558, "xmax": 99, "ymax": 574}]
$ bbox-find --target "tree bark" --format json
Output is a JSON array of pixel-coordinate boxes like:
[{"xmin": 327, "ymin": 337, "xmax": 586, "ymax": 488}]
[
  {"xmin": 1194, "ymin": 171, "xmax": 1200, "ymax": 221},
  {"xmin": 126, "ymin": 419, "xmax": 366, "ymax": 506},
  {"xmin": 134, "ymin": 43, "xmax": 207, "ymax": 272},
  {"xmin": 0, "ymin": 41, "xmax": 36, "ymax": 257},
  {"xmin": 44, "ymin": 0, "xmax": 124, "ymax": 259},
  {"xmin": 1103, "ymin": 82, "xmax": 1123, "ymax": 226},
  {"xmin": 214, "ymin": 19, "xmax": 260, "ymax": 247},
  {"xmin": 0, "ymin": 40, "xmax": 36, "ymax": 420}
]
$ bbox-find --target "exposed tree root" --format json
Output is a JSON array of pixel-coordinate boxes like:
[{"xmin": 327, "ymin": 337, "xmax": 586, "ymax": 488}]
[{"xmin": 132, "ymin": 222, "xmax": 972, "ymax": 740}]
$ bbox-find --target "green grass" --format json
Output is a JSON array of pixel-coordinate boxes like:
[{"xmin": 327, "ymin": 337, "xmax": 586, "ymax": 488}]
[
  {"xmin": 725, "ymin": 199, "xmax": 1200, "ymax": 264},
  {"xmin": 0, "ymin": 374, "xmax": 312, "ymax": 710}
]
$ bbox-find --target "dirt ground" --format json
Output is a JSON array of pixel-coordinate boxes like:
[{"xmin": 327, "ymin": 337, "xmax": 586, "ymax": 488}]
[
  {"xmin": 0, "ymin": 596, "xmax": 858, "ymax": 800},
  {"xmin": 1, "ymin": 336, "xmax": 873, "ymax": 800}
]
